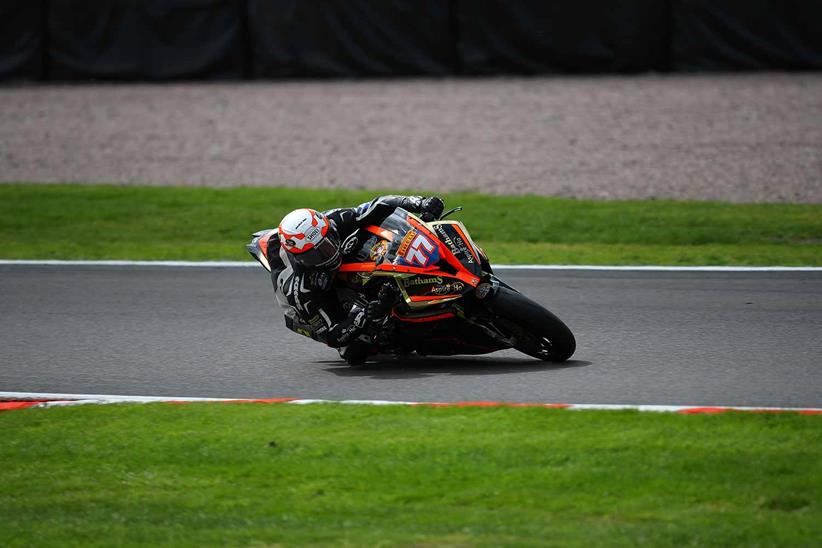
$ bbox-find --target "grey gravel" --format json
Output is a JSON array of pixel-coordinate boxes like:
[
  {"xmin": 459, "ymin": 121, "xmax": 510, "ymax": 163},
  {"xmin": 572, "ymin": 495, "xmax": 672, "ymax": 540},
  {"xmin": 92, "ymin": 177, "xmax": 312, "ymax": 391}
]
[{"xmin": 1, "ymin": 73, "xmax": 820, "ymax": 203}]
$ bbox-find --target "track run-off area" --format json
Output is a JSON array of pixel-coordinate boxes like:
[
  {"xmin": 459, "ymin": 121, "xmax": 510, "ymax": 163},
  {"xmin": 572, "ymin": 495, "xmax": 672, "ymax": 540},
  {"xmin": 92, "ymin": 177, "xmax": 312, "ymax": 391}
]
[{"xmin": 1, "ymin": 262, "xmax": 820, "ymax": 409}]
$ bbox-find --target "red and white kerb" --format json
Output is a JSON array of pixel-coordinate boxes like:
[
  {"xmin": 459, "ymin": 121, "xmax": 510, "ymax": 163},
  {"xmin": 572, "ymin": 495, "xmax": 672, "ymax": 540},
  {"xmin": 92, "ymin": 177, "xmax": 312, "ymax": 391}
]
[{"xmin": 278, "ymin": 209, "xmax": 329, "ymax": 254}]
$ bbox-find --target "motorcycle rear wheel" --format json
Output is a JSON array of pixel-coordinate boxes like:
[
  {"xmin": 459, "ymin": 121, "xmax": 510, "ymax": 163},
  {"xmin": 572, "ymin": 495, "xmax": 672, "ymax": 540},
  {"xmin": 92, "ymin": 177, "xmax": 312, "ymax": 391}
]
[{"xmin": 489, "ymin": 286, "xmax": 576, "ymax": 362}]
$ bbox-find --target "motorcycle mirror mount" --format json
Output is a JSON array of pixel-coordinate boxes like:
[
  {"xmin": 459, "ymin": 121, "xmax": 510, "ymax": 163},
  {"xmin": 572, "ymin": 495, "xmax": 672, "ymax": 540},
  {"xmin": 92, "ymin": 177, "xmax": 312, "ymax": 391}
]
[{"xmin": 439, "ymin": 206, "xmax": 463, "ymax": 220}]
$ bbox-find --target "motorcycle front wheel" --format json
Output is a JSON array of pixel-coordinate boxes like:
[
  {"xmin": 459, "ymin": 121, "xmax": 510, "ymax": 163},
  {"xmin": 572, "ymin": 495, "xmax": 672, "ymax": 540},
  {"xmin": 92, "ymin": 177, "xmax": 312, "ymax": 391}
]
[{"xmin": 489, "ymin": 286, "xmax": 576, "ymax": 362}]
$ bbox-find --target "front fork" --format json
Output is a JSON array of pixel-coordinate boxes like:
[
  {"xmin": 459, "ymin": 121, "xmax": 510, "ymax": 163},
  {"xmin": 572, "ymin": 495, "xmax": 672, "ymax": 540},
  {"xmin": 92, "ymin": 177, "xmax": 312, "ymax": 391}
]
[{"xmin": 452, "ymin": 275, "xmax": 519, "ymax": 347}]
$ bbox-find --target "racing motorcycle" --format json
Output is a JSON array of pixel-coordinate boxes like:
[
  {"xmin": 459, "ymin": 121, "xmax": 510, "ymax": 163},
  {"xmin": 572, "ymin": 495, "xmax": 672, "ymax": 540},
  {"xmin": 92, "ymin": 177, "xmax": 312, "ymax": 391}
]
[{"xmin": 247, "ymin": 207, "xmax": 575, "ymax": 364}]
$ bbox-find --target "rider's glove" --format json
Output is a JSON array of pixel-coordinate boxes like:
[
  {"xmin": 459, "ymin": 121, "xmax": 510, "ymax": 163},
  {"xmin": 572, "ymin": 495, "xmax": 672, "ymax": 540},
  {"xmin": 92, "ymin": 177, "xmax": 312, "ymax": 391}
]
[
  {"xmin": 420, "ymin": 196, "xmax": 445, "ymax": 222},
  {"xmin": 364, "ymin": 299, "xmax": 390, "ymax": 323},
  {"xmin": 364, "ymin": 283, "xmax": 399, "ymax": 324}
]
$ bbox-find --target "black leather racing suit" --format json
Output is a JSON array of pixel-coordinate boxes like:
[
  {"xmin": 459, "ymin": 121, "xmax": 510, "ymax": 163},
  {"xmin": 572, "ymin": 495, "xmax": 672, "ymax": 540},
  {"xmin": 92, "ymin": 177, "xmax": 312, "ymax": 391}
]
[{"xmin": 266, "ymin": 195, "xmax": 442, "ymax": 355}]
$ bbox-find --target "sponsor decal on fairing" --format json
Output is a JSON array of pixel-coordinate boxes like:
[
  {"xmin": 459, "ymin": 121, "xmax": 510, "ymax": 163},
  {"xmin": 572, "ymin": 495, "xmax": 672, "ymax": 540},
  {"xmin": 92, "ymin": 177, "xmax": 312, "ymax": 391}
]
[{"xmin": 396, "ymin": 230, "xmax": 440, "ymax": 268}]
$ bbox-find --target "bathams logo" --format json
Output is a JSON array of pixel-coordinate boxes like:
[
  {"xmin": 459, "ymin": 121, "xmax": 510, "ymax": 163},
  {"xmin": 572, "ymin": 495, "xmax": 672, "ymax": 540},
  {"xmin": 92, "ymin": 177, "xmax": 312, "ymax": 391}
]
[{"xmin": 402, "ymin": 276, "xmax": 443, "ymax": 287}]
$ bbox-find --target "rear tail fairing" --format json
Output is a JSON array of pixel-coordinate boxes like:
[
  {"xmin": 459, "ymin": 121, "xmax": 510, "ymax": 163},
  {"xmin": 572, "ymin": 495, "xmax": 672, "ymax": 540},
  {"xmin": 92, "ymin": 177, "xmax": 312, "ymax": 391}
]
[{"xmin": 247, "ymin": 229, "xmax": 277, "ymax": 272}]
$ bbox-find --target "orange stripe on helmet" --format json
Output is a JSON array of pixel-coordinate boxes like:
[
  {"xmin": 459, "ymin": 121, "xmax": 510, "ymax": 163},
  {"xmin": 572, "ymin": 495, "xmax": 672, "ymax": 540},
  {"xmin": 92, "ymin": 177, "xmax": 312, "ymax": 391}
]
[{"xmin": 285, "ymin": 242, "xmax": 315, "ymax": 254}]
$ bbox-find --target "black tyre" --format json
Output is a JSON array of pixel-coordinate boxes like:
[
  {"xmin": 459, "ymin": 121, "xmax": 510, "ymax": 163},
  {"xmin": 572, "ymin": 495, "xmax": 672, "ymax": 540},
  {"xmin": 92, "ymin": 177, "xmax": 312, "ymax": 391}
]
[{"xmin": 488, "ymin": 286, "xmax": 576, "ymax": 362}]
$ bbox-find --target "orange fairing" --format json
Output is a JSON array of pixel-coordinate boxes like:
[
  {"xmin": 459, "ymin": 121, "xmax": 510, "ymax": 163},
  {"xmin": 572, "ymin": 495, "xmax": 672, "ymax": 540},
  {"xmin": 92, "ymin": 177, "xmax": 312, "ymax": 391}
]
[
  {"xmin": 392, "ymin": 311, "xmax": 456, "ymax": 323},
  {"xmin": 408, "ymin": 295, "xmax": 461, "ymax": 302},
  {"xmin": 339, "ymin": 261, "xmax": 464, "ymax": 283},
  {"xmin": 339, "ymin": 217, "xmax": 481, "ymax": 288},
  {"xmin": 406, "ymin": 217, "xmax": 480, "ymax": 287},
  {"xmin": 339, "ymin": 262, "xmax": 378, "ymax": 272},
  {"xmin": 365, "ymin": 225, "xmax": 397, "ymax": 242},
  {"xmin": 258, "ymin": 230, "xmax": 275, "ymax": 259}
]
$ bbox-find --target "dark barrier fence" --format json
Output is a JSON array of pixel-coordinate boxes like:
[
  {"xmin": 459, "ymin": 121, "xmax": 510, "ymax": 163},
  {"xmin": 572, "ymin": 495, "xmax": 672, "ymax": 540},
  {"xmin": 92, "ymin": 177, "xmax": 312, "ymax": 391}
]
[
  {"xmin": 0, "ymin": 1, "xmax": 45, "ymax": 80},
  {"xmin": 248, "ymin": 0, "xmax": 457, "ymax": 77},
  {"xmin": 48, "ymin": 0, "xmax": 246, "ymax": 81},
  {"xmin": 2, "ymin": 0, "xmax": 821, "ymax": 81},
  {"xmin": 672, "ymin": 0, "xmax": 822, "ymax": 71},
  {"xmin": 457, "ymin": 0, "xmax": 670, "ymax": 74}
]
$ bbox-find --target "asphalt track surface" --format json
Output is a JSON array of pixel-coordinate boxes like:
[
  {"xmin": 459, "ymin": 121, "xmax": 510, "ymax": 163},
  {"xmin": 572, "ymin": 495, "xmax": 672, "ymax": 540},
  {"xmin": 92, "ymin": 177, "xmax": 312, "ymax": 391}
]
[{"xmin": 1, "ymin": 265, "xmax": 820, "ymax": 408}]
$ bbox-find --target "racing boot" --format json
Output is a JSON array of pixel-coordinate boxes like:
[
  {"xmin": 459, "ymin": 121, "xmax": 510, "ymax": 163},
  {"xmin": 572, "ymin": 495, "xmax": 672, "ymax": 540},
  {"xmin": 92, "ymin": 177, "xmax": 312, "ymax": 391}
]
[{"xmin": 339, "ymin": 340, "xmax": 371, "ymax": 367}]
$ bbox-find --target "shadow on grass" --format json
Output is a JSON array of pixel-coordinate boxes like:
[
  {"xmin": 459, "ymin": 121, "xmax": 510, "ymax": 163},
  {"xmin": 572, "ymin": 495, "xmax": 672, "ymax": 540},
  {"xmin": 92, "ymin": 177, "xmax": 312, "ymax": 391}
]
[{"xmin": 320, "ymin": 355, "xmax": 592, "ymax": 380}]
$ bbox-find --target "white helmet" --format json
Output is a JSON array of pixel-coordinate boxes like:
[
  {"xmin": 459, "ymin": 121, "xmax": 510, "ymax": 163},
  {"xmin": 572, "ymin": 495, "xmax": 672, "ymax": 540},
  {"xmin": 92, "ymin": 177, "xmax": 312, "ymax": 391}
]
[{"xmin": 278, "ymin": 208, "xmax": 341, "ymax": 269}]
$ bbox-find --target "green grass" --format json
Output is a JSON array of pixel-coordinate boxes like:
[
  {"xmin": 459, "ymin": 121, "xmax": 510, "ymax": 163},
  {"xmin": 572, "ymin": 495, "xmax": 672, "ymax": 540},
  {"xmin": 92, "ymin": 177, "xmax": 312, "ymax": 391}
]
[
  {"xmin": 1, "ymin": 183, "xmax": 821, "ymax": 265},
  {"xmin": 0, "ymin": 403, "xmax": 819, "ymax": 546}
]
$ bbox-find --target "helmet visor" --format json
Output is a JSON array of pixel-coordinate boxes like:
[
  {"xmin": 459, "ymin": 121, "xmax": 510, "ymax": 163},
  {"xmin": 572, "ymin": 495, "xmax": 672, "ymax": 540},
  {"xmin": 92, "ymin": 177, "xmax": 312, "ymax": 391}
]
[{"xmin": 295, "ymin": 236, "xmax": 340, "ymax": 268}]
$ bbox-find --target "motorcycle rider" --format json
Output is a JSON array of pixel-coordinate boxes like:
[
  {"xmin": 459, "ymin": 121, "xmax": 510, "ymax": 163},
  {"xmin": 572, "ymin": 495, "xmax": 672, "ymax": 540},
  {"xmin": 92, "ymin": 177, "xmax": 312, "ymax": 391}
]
[{"xmin": 266, "ymin": 195, "xmax": 445, "ymax": 364}]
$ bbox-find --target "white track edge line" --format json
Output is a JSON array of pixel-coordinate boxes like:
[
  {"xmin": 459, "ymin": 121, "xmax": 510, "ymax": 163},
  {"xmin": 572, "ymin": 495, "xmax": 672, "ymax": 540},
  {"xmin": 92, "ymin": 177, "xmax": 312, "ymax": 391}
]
[
  {"xmin": 1, "ymin": 392, "xmax": 819, "ymax": 413},
  {"xmin": 0, "ymin": 391, "xmax": 228, "ymax": 402},
  {"xmin": 1, "ymin": 260, "xmax": 819, "ymax": 272}
]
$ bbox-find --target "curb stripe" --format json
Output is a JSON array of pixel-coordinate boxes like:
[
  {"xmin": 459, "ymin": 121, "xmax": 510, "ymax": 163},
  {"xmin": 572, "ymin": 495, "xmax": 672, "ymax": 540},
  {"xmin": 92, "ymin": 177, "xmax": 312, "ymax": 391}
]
[
  {"xmin": 0, "ymin": 260, "xmax": 820, "ymax": 272},
  {"xmin": 1, "ymin": 392, "xmax": 819, "ymax": 415},
  {"xmin": 0, "ymin": 401, "xmax": 47, "ymax": 411}
]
